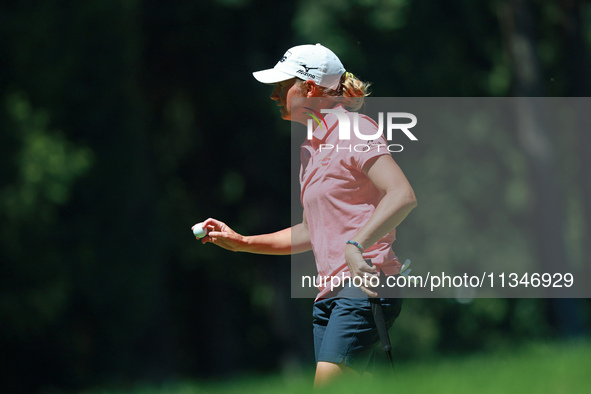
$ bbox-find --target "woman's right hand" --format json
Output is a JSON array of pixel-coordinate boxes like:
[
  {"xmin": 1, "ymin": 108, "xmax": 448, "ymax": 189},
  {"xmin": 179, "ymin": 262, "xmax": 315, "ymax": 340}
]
[{"xmin": 192, "ymin": 218, "xmax": 247, "ymax": 252}]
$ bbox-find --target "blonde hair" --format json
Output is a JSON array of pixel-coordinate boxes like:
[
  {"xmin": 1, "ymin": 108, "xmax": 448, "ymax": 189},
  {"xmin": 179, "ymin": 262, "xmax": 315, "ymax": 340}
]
[
  {"xmin": 294, "ymin": 72, "xmax": 371, "ymax": 111},
  {"xmin": 326, "ymin": 72, "xmax": 371, "ymax": 111}
]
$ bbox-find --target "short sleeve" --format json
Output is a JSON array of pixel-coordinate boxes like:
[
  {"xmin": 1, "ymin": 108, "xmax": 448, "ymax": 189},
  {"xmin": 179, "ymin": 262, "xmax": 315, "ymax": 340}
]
[{"xmin": 350, "ymin": 114, "xmax": 392, "ymax": 172}]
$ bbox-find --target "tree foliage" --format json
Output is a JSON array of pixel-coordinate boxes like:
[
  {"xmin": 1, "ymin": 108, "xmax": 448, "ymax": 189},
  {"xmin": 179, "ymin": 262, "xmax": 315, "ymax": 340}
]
[{"xmin": 0, "ymin": 0, "xmax": 590, "ymax": 392}]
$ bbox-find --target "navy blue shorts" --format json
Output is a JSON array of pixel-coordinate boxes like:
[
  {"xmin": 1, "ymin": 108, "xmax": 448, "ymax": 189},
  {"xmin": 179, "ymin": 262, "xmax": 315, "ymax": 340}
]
[{"xmin": 313, "ymin": 285, "xmax": 402, "ymax": 373}]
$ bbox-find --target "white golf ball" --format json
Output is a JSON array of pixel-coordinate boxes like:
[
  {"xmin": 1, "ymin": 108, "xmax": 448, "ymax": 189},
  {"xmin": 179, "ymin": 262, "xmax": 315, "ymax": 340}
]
[{"xmin": 192, "ymin": 225, "xmax": 208, "ymax": 239}]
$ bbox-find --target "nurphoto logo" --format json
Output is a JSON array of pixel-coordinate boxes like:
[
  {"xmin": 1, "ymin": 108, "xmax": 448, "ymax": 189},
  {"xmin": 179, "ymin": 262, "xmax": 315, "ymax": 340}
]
[{"xmin": 306, "ymin": 109, "xmax": 418, "ymax": 153}]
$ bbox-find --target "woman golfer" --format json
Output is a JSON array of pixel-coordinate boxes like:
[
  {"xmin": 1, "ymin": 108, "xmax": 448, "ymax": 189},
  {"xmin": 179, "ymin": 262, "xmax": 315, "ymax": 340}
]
[{"xmin": 193, "ymin": 44, "xmax": 417, "ymax": 387}]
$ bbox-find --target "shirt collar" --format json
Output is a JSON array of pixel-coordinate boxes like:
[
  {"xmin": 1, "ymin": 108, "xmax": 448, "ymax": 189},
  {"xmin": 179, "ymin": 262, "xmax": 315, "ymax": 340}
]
[{"xmin": 308, "ymin": 103, "xmax": 346, "ymax": 150}]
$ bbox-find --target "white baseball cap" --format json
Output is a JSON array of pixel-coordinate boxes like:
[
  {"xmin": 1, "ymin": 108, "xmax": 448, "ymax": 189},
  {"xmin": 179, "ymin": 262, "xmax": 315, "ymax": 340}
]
[{"xmin": 252, "ymin": 44, "xmax": 346, "ymax": 90}]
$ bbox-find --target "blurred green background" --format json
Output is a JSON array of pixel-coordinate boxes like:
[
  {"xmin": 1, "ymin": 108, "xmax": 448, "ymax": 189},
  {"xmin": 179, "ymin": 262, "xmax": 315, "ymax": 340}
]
[{"xmin": 1, "ymin": 0, "xmax": 590, "ymax": 393}]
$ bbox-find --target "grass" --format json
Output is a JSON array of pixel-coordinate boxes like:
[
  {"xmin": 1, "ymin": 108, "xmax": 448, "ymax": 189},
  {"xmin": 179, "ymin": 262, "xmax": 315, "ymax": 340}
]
[{"xmin": 90, "ymin": 340, "xmax": 591, "ymax": 394}]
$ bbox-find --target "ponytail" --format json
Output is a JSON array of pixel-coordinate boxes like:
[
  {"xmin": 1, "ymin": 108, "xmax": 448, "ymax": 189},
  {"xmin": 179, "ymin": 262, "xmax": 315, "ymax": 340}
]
[{"xmin": 321, "ymin": 72, "xmax": 371, "ymax": 111}]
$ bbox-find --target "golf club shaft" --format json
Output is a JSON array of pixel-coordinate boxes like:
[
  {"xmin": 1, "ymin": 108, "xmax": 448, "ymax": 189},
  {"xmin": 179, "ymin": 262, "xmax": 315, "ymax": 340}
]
[{"xmin": 365, "ymin": 259, "xmax": 395, "ymax": 371}]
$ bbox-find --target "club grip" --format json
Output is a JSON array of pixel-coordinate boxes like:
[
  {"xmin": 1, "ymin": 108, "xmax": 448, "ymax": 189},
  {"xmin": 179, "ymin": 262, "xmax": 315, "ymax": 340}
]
[
  {"xmin": 370, "ymin": 298, "xmax": 392, "ymax": 352},
  {"xmin": 366, "ymin": 258, "xmax": 392, "ymax": 352}
]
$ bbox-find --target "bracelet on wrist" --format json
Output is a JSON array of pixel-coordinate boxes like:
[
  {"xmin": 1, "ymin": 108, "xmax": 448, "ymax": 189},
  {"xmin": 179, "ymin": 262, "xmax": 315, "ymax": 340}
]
[{"xmin": 346, "ymin": 240, "xmax": 365, "ymax": 252}]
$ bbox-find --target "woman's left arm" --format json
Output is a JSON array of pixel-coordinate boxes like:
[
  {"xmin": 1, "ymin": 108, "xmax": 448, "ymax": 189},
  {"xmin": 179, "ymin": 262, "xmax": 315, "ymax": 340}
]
[{"xmin": 345, "ymin": 154, "xmax": 417, "ymax": 296}]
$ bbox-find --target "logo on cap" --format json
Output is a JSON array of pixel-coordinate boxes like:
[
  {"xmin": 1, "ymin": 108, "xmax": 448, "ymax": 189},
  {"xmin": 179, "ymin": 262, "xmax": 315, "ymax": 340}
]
[
  {"xmin": 297, "ymin": 64, "xmax": 320, "ymax": 80},
  {"xmin": 300, "ymin": 64, "xmax": 319, "ymax": 73},
  {"xmin": 280, "ymin": 51, "xmax": 292, "ymax": 63}
]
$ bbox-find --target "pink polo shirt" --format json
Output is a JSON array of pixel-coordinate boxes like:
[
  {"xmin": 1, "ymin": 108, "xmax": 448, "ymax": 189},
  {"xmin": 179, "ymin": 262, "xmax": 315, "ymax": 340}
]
[{"xmin": 300, "ymin": 104, "xmax": 402, "ymax": 299}]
